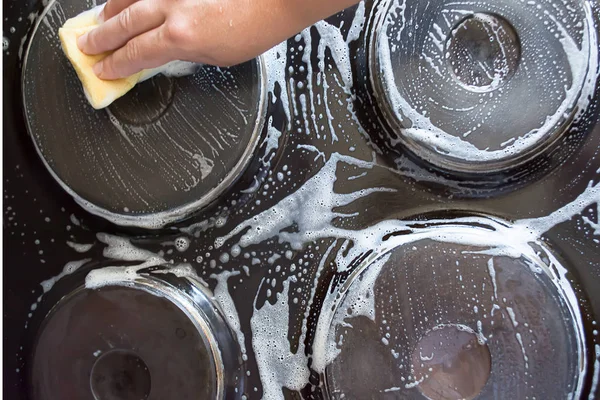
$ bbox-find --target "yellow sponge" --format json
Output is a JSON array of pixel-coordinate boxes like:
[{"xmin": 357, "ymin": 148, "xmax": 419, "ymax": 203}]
[{"xmin": 58, "ymin": 6, "xmax": 144, "ymax": 109}]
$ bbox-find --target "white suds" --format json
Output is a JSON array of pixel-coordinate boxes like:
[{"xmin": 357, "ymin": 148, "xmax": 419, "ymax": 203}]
[
  {"xmin": 211, "ymin": 271, "xmax": 248, "ymax": 361},
  {"xmin": 251, "ymin": 277, "xmax": 309, "ymax": 400},
  {"xmin": 41, "ymin": 258, "xmax": 91, "ymax": 293},
  {"xmin": 66, "ymin": 241, "xmax": 94, "ymax": 253}
]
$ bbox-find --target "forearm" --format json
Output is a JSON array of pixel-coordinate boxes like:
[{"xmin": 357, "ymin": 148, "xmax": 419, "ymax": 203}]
[
  {"xmin": 280, "ymin": 0, "xmax": 361, "ymax": 32},
  {"xmin": 213, "ymin": 0, "xmax": 361, "ymax": 63}
]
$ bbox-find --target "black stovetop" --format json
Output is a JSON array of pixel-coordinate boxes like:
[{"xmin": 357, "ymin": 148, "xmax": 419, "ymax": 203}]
[{"xmin": 4, "ymin": 0, "xmax": 600, "ymax": 399}]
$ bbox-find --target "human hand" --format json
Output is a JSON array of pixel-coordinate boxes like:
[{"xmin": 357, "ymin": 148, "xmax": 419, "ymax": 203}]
[{"xmin": 77, "ymin": 0, "xmax": 359, "ymax": 80}]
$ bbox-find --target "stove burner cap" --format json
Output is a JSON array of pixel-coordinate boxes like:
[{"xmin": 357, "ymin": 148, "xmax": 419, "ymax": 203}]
[
  {"xmin": 22, "ymin": 0, "xmax": 267, "ymax": 228},
  {"xmin": 371, "ymin": 0, "xmax": 596, "ymax": 174},
  {"xmin": 107, "ymin": 75, "xmax": 176, "ymax": 126},
  {"xmin": 29, "ymin": 277, "xmax": 235, "ymax": 400},
  {"xmin": 321, "ymin": 223, "xmax": 586, "ymax": 398}
]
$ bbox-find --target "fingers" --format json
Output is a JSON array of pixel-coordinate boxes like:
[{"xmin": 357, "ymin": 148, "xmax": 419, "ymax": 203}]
[
  {"xmin": 78, "ymin": 0, "xmax": 165, "ymax": 55},
  {"xmin": 93, "ymin": 25, "xmax": 175, "ymax": 80},
  {"xmin": 99, "ymin": 0, "xmax": 139, "ymax": 22}
]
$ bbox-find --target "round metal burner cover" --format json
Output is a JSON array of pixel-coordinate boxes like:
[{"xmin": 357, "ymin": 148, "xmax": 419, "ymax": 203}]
[
  {"xmin": 372, "ymin": 0, "xmax": 596, "ymax": 173},
  {"xmin": 324, "ymin": 239, "xmax": 585, "ymax": 399},
  {"xmin": 30, "ymin": 286, "xmax": 218, "ymax": 400},
  {"xmin": 22, "ymin": 0, "xmax": 266, "ymax": 227}
]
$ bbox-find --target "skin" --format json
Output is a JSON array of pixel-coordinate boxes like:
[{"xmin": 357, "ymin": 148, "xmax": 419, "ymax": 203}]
[{"xmin": 77, "ymin": 0, "xmax": 360, "ymax": 80}]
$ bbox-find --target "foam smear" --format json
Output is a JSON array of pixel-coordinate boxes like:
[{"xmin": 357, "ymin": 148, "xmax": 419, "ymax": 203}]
[
  {"xmin": 251, "ymin": 276, "xmax": 310, "ymax": 400},
  {"xmin": 299, "ymin": 18, "xmax": 357, "ymax": 144},
  {"xmin": 85, "ymin": 258, "xmax": 164, "ymax": 289},
  {"xmin": 263, "ymin": 41, "xmax": 291, "ymax": 128},
  {"xmin": 346, "ymin": 1, "xmax": 366, "ymax": 45},
  {"xmin": 28, "ymin": 258, "xmax": 92, "ymax": 323},
  {"xmin": 518, "ymin": 180, "xmax": 600, "ymax": 235},
  {"xmin": 73, "ymin": 195, "xmax": 191, "ymax": 230},
  {"xmin": 299, "ymin": 240, "xmax": 339, "ymax": 353},
  {"xmin": 41, "ymin": 258, "xmax": 92, "ymax": 293},
  {"xmin": 140, "ymin": 61, "xmax": 201, "ymax": 82},
  {"xmin": 211, "ymin": 271, "xmax": 248, "ymax": 361},
  {"xmin": 80, "ymin": 233, "xmax": 202, "ymax": 288},
  {"xmin": 312, "ymin": 253, "xmax": 391, "ymax": 371},
  {"xmin": 85, "ymin": 233, "xmax": 166, "ymax": 288},
  {"xmin": 85, "ymin": 259, "xmax": 201, "ymax": 290},
  {"xmin": 260, "ymin": 116, "xmax": 283, "ymax": 167},
  {"xmin": 97, "ymin": 233, "xmax": 163, "ymax": 262},
  {"xmin": 66, "ymin": 241, "xmax": 94, "ymax": 253},
  {"xmin": 582, "ymin": 204, "xmax": 600, "ymax": 236},
  {"xmin": 151, "ymin": 263, "xmax": 203, "ymax": 282},
  {"xmin": 591, "ymin": 345, "xmax": 600, "ymax": 398},
  {"xmin": 215, "ymin": 152, "xmax": 395, "ymax": 254}
]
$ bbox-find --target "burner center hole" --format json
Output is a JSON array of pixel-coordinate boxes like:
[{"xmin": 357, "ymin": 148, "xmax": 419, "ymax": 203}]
[
  {"xmin": 90, "ymin": 349, "xmax": 151, "ymax": 400},
  {"xmin": 445, "ymin": 13, "xmax": 521, "ymax": 92},
  {"xmin": 411, "ymin": 324, "xmax": 491, "ymax": 400},
  {"xmin": 107, "ymin": 75, "xmax": 176, "ymax": 126}
]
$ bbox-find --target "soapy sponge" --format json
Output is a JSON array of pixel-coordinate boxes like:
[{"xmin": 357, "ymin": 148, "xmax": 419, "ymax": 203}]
[{"xmin": 58, "ymin": 6, "xmax": 144, "ymax": 109}]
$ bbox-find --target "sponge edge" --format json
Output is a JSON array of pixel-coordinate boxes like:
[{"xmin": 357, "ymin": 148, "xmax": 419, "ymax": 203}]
[{"xmin": 58, "ymin": 5, "xmax": 144, "ymax": 109}]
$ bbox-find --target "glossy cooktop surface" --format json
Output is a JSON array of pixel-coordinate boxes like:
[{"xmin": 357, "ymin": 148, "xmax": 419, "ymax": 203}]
[{"xmin": 4, "ymin": 0, "xmax": 600, "ymax": 399}]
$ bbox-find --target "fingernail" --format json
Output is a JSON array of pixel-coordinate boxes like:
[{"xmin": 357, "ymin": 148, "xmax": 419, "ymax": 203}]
[
  {"xmin": 93, "ymin": 61, "xmax": 103, "ymax": 77},
  {"xmin": 77, "ymin": 33, "xmax": 87, "ymax": 51},
  {"xmin": 97, "ymin": 10, "xmax": 105, "ymax": 23}
]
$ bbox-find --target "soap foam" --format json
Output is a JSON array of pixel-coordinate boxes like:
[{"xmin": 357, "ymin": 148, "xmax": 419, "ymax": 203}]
[
  {"xmin": 251, "ymin": 276, "xmax": 310, "ymax": 400},
  {"xmin": 211, "ymin": 270, "xmax": 248, "ymax": 361}
]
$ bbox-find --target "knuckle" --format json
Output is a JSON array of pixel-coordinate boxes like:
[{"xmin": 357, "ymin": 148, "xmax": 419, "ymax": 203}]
[
  {"xmin": 164, "ymin": 20, "xmax": 192, "ymax": 45},
  {"xmin": 103, "ymin": 0, "xmax": 130, "ymax": 21},
  {"xmin": 125, "ymin": 40, "xmax": 140, "ymax": 63},
  {"xmin": 117, "ymin": 7, "xmax": 133, "ymax": 32}
]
